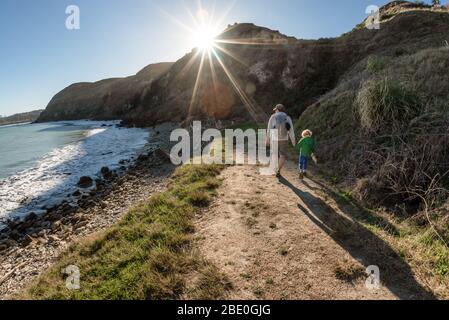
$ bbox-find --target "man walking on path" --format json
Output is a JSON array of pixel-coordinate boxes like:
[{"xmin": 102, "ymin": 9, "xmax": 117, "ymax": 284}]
[{"xmin": 267, "ymin": 104, "xmax": 296, "ymax": 177}]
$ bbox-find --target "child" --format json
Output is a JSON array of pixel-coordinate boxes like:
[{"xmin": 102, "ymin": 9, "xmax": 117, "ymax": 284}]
[{"xmin": 297, "ymin": 130, "xmax": 315, "ymax": 180}]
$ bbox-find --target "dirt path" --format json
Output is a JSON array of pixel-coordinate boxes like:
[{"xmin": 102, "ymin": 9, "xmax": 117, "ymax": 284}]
[{"xmin": 195, "ymin": 162, "xmax": 436, "ymax": 300}]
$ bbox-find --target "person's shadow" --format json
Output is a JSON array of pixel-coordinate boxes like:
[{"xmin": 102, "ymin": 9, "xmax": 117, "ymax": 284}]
[{"xmin": 278, "ymin": 176, "xmax": 437, "ymax": 300}]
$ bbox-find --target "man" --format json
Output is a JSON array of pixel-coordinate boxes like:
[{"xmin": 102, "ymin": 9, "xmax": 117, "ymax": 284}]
[{"xmin": 267, "ymin": 104, "xmax": 296, "ymax": 177}]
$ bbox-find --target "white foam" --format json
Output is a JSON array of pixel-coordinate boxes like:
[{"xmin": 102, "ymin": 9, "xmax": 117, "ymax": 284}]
[{"xmin": 0, "ymin": 121, "xmax": 149, "ymax": 224}]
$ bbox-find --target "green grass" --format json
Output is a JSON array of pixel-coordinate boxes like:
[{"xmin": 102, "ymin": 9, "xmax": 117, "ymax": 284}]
[
  {"xmin": 20, "ymin": 164, "xmax": 229, "ymax": 300},
  {"xmin": 253, "ymin": 286, "xmax": 265, "ymax": 298},
  {"xmin": 188, "ymin": 265, "xmax": 233, "ymax": 300},
  {"xmin": 338, "ymin": 191, "xmax": 353, "ymax": 203},
  {"xmin": 435, "ymin": 252, "xmax": 449, "ymax": 277},
  {"xmin": 313, "ymin": 173, "xmax": 449, "ymax": 296},
  {"xmin": 366, "ymin": 55, "xmax": 388, "ymax": 74},
  {"xmin": 356, "ymin": 77, "xmax": 422, "ymax": 132},
  {"xmin": 240, "ymin": 273, "xmax": 252, "ymax": 280},
  {"xmin": 333, "ymin": 264, "xmax": 366, "ymax": 283},
  {"xmin": 417, "ymin": 229, "xmax": 449, "ymax": 277}
]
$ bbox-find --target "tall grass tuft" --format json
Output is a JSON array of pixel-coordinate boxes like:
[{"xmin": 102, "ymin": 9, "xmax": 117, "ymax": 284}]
[{"xmin": 356, "ymin": 77, "xmax": 421, "ymax": 132}]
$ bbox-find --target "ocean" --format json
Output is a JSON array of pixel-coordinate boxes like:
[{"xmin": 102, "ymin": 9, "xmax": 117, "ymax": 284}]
[{"xmin": 0, "ymin": 121, "xmax": 149, "ymax": 224}]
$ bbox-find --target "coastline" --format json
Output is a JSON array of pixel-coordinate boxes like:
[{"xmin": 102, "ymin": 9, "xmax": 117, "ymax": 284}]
[
  {"xmin": 0, "ymin": 120, "xmax": 149, "ymax": 225},
  {"xmin": 0, "ymin": 123, "xmax": 177, "ymax": 299},
  {"xmin": 0, "ymin": 122, "xmax": 31, "ymax": 128}
]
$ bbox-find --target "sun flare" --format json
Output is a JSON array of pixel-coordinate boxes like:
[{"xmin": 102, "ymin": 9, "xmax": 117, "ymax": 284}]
[
  {"xmin": 193, "ymin": 27, "xmax": 218, "ymax": 52},
  {"xmin": 164, "ymin": 1, "xmax": 272, "ymax": 122}
]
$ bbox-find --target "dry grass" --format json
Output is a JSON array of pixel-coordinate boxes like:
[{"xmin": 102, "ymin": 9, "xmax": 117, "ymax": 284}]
[
  {"xmin": 334, "ymin": 263, "xmax": 366, "ymax": 283},
  {"xmin": 300, "ymin": 47, "xmax": 449, "ymax": 212},
  {"xmin": 356, "ymin": 77, "xmax": 421, "ymax": 132},
  {"xmin": 297, "ymin": 46, "xmax": 449, "ymax": 285}
]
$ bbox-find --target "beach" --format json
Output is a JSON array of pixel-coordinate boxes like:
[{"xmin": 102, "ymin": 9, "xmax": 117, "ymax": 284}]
[{"xmin": 0, "ymin": 123, "xmax": 176, "ymax": 298}]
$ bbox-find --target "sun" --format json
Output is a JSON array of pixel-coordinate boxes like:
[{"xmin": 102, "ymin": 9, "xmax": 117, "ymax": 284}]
[
  {"xmin": 162, "ymin": 1, "xmax": 270, "ymax": 122},
  {"xmin": 193, "ymin": 27, "xmax": 217, "ymax": 52},
  {"xmin": 191, "ymin": 8, "xmax": 218, "ymax": 52},
  {"xmin": 193, "ymin": 28, "xmax": 216, "ymax": 51}
]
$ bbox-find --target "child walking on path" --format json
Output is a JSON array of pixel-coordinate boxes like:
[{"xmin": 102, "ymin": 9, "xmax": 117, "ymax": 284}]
[{"xmin": 296, "ymin": 130, "xmax": 315, "ymax": 180}]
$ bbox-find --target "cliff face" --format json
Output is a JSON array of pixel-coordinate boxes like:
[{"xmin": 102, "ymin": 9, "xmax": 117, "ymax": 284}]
[
  {"xmin": 123, "ymin": 5, "xmax": 449, "ymax": 126},
  {"xmin": 0, "ymin": 110, "xmax": 43, "ymax": 126},
  {"xmin": 37, "ymin": 62, "xmax": 173, "ymax": 122},
  {"xmin": 38, "ymin": 2, "xmax": 449, "ymax": 126}
]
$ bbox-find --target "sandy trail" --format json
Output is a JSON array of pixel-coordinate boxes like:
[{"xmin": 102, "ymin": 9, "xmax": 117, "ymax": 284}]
[{"xmin": 195, "ymin": 162, "xmax": 436, "ymax": 300}]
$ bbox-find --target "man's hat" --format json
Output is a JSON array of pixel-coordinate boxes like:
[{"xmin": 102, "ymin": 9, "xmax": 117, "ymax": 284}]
[{"xmin": 273, "ymin": 104, "xmax": 285, "ymax": 112}]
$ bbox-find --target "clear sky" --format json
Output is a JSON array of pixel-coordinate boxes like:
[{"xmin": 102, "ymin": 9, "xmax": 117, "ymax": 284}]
[{"xmin": 0, "ymin": 0, "xmax": 440, "ymax": 116}]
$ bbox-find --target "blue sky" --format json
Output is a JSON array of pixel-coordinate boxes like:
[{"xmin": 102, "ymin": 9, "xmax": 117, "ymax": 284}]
[{"xmin": 0, "ymin": 0, "xmax": 440, "ymax": 116}]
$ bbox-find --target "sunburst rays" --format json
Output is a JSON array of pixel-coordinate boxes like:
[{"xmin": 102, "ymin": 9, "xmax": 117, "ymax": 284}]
[
  {"xmin": 211, "ymin": 48, "xmax": 263, "ymax": 122},
  {"xmin": 164, "ymin": 1, "xmax": 287, "ymax": 123},
  {"xmin": 188, "ymin": 50, "xmax": 207, "ymax": 117}
]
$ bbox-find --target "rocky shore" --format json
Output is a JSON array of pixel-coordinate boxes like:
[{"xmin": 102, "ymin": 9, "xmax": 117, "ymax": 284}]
[{"xmin": 0, "ymin": 124, "xmax": 177, "ymax": 299}]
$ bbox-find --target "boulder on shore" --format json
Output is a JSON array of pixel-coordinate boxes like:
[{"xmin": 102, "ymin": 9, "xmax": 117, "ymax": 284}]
[
  {"xmin": 101, "ymin": 166, "xmax": 112, "ymax": 178},
  {"xmin": 154, "ymin": 148, "xmax": 171, "ymax": 163},
  {"xmin": 78, "ymin": 176, "xmax": 93, "ymax": 188},
  {"xmin": 137, "ymin": 153, "xmax": 149, "ymax": 163}
]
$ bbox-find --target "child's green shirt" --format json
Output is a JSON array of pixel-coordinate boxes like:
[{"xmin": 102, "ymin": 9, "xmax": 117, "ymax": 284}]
[{"xmin": 296, "ymin": 137, "xmax": 315, "ymax": 157}]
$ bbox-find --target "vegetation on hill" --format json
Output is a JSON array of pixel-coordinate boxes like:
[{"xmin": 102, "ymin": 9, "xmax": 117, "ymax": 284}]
[{"xmin": 297, "ymin": 46, "xmax": 449, "ymax": 242}]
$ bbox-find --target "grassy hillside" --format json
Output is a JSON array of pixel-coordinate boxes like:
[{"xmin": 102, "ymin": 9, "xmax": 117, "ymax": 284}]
[{"xmin": 297, "ymin": 46, "xmax": 449, "ymax": 240}]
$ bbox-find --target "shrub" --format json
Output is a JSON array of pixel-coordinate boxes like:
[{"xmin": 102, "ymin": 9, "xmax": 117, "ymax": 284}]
[
  {"xmin": 356, "ymin": 77, "xmax": 421, "ymax": 132},
  {"xmin": 366, "ymin": 56, "xmax": 387, "ymax": 74},
  {"xmin": 351, "ymin": 111, "xmax": 449, "ymax": 213}
]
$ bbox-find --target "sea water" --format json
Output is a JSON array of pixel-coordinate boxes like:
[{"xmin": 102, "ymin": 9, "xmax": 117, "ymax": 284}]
[{"xmin": 0, "ymin": 121, "xmax": 148, "ymax": 224}]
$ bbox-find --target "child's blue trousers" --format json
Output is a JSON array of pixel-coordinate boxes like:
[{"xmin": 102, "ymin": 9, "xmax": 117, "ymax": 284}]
[{"xmin": 299, "ymin": 155, "xmax": 308, "ymax": 171}]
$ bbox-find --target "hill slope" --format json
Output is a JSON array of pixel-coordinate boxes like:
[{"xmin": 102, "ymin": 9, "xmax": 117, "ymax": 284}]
[
  {"xmin": 295, "ymin": 4, "xmax": 449, "ymax": 246},
  {"xmin": 36, "ymin": 62, "xmax": 173, "ymax": 122},
  {"xmin": 124, "ymin": 4, "xmax": 449, "ymax": 125},
  {"xmin": 38, "ymin": 2, "xmax": 449, "ymax": 126},
  {"xmin": 0, "ymin": 110, "xmax": 43, "ymax": 126}
]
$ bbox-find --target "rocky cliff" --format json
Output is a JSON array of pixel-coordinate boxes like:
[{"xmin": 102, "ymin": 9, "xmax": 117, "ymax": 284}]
[
  {"xmin": 37, "ymin": 62, "xmax": 173, "ymax": 122},
  {"xmin": 38, "ymin": 1, "xmax": 449, "ymax": 126}
]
